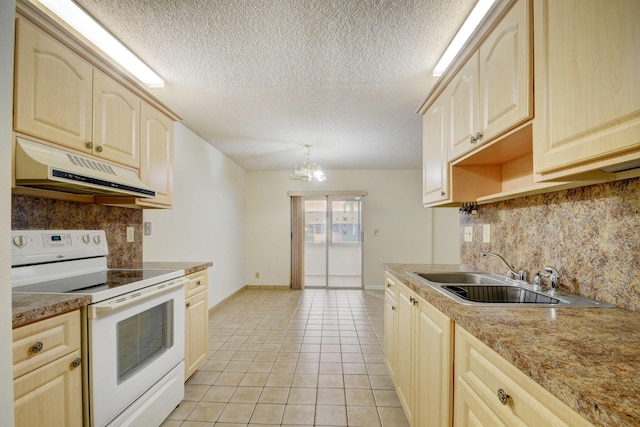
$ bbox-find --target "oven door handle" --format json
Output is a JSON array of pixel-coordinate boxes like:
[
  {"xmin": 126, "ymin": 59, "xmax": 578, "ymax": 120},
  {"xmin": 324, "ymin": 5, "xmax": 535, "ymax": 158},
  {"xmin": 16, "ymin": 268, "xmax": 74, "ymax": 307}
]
[{"xmin": 87, "ymin": 277, "xmax": 188, "ymax": 318}]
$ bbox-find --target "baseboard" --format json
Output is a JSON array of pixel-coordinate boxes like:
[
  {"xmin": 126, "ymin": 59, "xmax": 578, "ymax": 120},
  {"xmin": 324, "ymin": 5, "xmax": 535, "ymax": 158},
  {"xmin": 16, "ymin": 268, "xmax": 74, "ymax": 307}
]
[
  {"xmin": 244, "ymin": 285, "xmax": 291, "ymax": 290},
  {"xmin": 365, "ymin": 285, "xmax": 385, "ymax": 291}
]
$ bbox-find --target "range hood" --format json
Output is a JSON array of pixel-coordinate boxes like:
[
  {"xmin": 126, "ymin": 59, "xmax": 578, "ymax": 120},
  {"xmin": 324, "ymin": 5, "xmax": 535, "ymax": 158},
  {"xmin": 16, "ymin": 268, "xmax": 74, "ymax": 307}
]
[{"xmin": 14, "ymin": 137, "xmax": 156, "ymax": 198}]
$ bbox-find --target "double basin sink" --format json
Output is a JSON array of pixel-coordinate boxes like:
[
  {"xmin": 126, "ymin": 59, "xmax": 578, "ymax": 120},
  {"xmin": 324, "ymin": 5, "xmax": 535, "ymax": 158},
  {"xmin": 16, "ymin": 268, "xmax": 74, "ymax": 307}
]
[{"xmin": 408, "ymin": 272, "xmax": 615, "ymax": 307}]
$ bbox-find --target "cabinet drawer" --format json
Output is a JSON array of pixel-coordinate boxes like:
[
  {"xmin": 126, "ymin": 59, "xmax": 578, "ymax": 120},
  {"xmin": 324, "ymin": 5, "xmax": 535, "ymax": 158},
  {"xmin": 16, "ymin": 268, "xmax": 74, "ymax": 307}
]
[
  {"xmin": 384, "ymin": 272, "xmax": 399, "ymax": 298},
  {"xmin": 185, "ymin": 271, "xmax": 208, "ymax": 299},
  {"xmin": 454, "ymin": 325, "xmax": 592, "ymax": 426},
  {"xmin": 13, "ymin": 311, "xmax": 81, "ymax": 379}
]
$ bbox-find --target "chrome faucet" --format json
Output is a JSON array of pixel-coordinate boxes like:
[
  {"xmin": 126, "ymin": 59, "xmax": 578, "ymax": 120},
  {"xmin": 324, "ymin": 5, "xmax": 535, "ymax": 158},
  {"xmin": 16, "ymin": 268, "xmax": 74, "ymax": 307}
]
[
  {"xmin": 480, "ymin": 252, "xmax": 527, "ymax": 282},
  {"xmin": 543, "ymin": 266, "xmax": 560, "ymax": 295}
]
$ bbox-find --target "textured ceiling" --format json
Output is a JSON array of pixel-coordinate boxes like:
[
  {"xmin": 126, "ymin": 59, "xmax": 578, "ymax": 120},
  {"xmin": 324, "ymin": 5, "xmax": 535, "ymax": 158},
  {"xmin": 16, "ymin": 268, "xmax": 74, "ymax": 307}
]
[{"xmin": 75, "ymin": 0, "xmax": 475, "ymax": 170}]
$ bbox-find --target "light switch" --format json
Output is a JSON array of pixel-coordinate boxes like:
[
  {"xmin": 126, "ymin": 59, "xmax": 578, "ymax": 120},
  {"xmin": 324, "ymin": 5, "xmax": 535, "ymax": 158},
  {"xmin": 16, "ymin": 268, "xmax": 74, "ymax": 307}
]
[
  {"xmin": 464, "ymin": 226, "xmax": 473, "ymax": 242},
  {"xmin": 483, "ymin": 224, "xmax": 491, "ymax": 243},
  {"xmin": 126, "ymin": 227, "xmax": 135, "ymax": 243}
]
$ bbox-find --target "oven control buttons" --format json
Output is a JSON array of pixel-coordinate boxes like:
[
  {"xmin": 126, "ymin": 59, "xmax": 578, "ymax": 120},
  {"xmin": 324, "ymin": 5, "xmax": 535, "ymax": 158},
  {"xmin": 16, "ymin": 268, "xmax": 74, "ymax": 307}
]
[
  {"xmin": 12, "ymin": 235, "xmax": 27, "ymax": 248},
  {"xmin": 93, "ymin": 235, "xmax": 102, "ymax": 244},
  {"xmin": 82, "ymin": 234, "xmax": 102, "ymax": 245},
  {"xmin": 83, "ymin": 234, "xmax": 91, "ymax": 244}
]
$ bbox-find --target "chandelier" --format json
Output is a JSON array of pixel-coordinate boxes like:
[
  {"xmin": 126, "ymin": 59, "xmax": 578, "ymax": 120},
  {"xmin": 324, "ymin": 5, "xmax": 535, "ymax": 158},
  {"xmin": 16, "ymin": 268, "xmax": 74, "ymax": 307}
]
[{"xmin": 289, "ymin": 144, "xmax": 326, "ymax": 182}]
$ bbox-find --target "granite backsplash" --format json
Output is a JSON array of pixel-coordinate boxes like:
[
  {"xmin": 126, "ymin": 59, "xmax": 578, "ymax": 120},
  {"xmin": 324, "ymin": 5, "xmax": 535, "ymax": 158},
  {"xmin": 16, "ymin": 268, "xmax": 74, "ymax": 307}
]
[
  {"xmin": 460, "ymin": 177, "xmax": 640, "ymax": 311},
  {"xmin": 12, "ymin": 195, "xmax": 143, "ymax": 268}
]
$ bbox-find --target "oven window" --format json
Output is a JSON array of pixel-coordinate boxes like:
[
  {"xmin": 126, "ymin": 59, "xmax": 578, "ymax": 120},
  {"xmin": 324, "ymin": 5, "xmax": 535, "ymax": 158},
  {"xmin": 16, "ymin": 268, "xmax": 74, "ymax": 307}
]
[{"xmin": 117, "ymin": 300, "xmax": 174, "ymax": 383}]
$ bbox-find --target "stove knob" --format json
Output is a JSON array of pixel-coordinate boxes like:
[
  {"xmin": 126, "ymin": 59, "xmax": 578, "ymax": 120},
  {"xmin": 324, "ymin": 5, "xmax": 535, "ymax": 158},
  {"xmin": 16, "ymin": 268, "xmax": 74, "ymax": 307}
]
[
  {"xmin": 93, "ymin": 235, "xmax": 101, "ymax": 245},
  {"xmin": 12, "ymin": 235, "xmax": 27, "ymax": 248},
  {"xmin": 82, "ymin": 234, "xmax": 91, "ymax": 244}
]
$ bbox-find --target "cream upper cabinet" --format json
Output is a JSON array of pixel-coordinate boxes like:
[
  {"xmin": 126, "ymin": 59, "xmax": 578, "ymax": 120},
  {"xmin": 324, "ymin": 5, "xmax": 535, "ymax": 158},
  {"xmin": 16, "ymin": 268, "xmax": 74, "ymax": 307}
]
[
  {"xmin": 447, "ymin": 57, "xmax": 480, "ymax": 162},
  {"xmin": 14, "ymin": 18, "xmax": 92, "ymax": 150},
  {"xmin": 93, "ymin": 70, "xmax": 141, "ymax": 168},
  {"xmin": 454, "ymin": 325, "xmax": 593, "ymax": 427},
  {"xmin": 139, "ymin": 101, "xmax": 174, "ymax": 207},
  {"xmin": 533, "ymin": 0, "xmax": 640, "ymax": 179},
  {"xmin": 422, "ymin": 96, "xmax": 450, "ymax": 206},
  {"xmin": 478, "ymin": 0, "xmax": 531, "ymax": 145},
  {"xmin": 446, "ymin": 0, "xmax": 531, "ymax": 162}
]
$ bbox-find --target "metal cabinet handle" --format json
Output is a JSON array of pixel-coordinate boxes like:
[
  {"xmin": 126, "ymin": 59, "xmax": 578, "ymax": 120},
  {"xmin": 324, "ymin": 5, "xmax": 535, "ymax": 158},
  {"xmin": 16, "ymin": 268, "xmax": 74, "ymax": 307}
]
[
  {"xmin": 409, "ymin": 296, "xmax": 415, "ymax": 303},
  {"xmin": 95, "ymin": 145, "xmax": 103, "ymax": 153},
  {"xmin": 71, "ymin": 358, "xmax": 82, "ymax": 368},
  {"xmin": 85, "ymin": 142, "xmax": 93, "ymax": 149},
  {"xmin": 497, "ymin": 388, "xmax": 510, "ymax": 405},
  {"xmin": 470, "ymin": 136, "xmax": 477, "ymax": 144},
  {"xmin": 441, "ymin": 191, "xmax": 446, "ymax": 196},
  {"xmin": 391, "ymin": 305, "xmax": 396, "ymax": 311},
  {"xmin": 186, "ymin": 301, "xmax": 191, "ymax": 307},
  {"xmin": 30, "ymin": 341, "xmax": 43, "ymax": 353},
  {"xmin": 476, "ymin": 132, "xmax": 483, "ymax": 140}
]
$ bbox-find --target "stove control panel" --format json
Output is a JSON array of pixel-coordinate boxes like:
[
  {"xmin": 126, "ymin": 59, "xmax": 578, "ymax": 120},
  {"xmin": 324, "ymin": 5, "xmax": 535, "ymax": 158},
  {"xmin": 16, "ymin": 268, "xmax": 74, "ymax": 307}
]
[{"xmin": 11, "ymin": 230, "xmax": 108, "ymax": 267}]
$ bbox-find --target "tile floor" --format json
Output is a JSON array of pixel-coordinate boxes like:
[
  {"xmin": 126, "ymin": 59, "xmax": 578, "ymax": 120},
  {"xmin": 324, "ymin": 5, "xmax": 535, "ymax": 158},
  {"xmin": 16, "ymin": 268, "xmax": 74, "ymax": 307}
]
[{"xmin": 162, "ymin": 288, "xmax": 410, "ymax": 427}]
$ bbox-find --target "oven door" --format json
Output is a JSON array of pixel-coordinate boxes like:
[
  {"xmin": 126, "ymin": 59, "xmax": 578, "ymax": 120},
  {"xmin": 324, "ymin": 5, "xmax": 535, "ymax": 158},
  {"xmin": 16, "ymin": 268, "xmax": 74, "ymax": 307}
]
[{"xmin": 87, "ymin": 277, "xmax": 187, "ymax": 427}]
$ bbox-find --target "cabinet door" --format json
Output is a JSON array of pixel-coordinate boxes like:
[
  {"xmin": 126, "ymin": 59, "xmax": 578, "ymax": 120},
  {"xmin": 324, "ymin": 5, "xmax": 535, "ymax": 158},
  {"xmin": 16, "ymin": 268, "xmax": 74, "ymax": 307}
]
[
  {"xmin": 533, "ymin": 0, "xmax": 640, "ymax": 176},
  {"xmin": 140, "ymin": 101, "xmax": 174, "ymax": 206},
  {"xmin": 479, "ymin": 0, "xmax": 531, "ymax": 143},
  {"xmin": 14, "ymin": 350, "xmax": 83, "ymax": 427},
  {"xmin": 395, "ymin": 286, "xmax": 414, "ymax": 422},
  {"xmin": 93, "ymin": 70, "xmax": 141, "ymax": 168},
  {"xmin": 448, "ymin": 55, "xmax": 480, "ymax": 162},
  {"xmin": 423, "ymin": 97, "xmax": 449, "ymax": 206},
  {"xmin": 414, "ymin": 294, "xmax": 453, "ymax": 427},
  {"xmin": 185, "ymin": 289, "xmax": 209, "ymax": 380},
  {"xmin": 383, "ymin": 288, "xmax": 397, "ymax": 384},
  {"xmin": 14, "ymin": 18, "xmax": 92, "ymax": 151}
]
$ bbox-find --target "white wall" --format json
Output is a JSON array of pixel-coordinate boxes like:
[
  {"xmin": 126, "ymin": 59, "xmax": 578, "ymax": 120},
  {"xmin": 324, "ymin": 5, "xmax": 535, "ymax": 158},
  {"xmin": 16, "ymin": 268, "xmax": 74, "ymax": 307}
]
[
  {"xmin": 246, "ymin": 169, "xmax": 459, "ymax": 289},
  {"xmin": 143, "ymin": 123, "xmax": 247, "ymax": 307},
  {"xmin": 1, "ymin": 0, "xmax": 15, "ymax": 423}
]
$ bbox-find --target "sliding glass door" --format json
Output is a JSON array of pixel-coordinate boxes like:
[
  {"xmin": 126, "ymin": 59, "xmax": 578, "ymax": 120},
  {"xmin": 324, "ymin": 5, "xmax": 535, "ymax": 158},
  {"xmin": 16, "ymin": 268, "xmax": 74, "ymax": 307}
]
[{"xmin": 304, "ymin": 196, "xmax": 363, "ymax": 288}]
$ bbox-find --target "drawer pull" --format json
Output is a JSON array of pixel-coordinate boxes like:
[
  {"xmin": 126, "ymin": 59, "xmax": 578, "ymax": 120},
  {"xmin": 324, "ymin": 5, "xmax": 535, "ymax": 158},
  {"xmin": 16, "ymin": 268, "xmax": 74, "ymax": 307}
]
[
  {"xmin": 85, "ymin": 142, "xmax": 93, "ymax": 149},
  {"xmin": 392, "ymin": 305, "xmax": 396, "ymax": 311},
  {"xmin": 95, "ymin": 145, "xmax": 103, "ymax": 153},
  {"xmin": 30, "ymin": 342, "xmax": 44, "ymax": 353},
  {"xmin": 497, "ymin": 388, "xmax": 510, "ymax": 405},
  {"xmin": 71, "ymin": 358, "xmax": 82, "ymax": 368}
]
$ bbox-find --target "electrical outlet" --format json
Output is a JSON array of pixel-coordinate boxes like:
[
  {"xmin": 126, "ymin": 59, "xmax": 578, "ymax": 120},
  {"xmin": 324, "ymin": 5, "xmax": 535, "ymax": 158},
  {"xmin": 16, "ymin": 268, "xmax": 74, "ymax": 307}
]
[
  {"xmin": 144, "ymin": 222, "xmax": 152, "ymax": 236},
  {"xmin": 464, "ymin": 226, "xmax": 473, "ymax": 242},
  {"xmin": 255, "ymin": 272, "xmax": 260, "ymax": 279},
  {"xmin": 483, "ymin": 224, "xmax": 491, "ymax": 243},
  {"xmin": 126, "ymin": 227, "xmax": 135, "ymax": 243}
]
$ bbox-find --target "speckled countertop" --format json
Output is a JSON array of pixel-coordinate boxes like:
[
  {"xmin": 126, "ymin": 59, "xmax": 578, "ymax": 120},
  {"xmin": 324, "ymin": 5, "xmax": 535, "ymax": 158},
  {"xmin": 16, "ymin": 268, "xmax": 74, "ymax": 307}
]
[
  {"xmin": 385, "ymin": 263, "xmax": 640, "ymax": 427},
  {"xmin": 12, "ymin": 262, "xmax": 212, "ymax": 329}
]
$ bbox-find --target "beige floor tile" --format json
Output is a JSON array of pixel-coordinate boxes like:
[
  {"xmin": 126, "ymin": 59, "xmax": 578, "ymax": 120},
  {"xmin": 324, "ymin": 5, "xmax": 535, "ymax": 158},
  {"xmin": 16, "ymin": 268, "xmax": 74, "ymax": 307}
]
[
  {"xmin": 347, "ymin": 405, "xmax": 382, "ymax": 427},
  {"xmin": 248, "ymin": 360, "xmax": 274, "ymax": 372},
  {"xmin": 265, "ymin": 372, "xmax": 294, "ymax": 387},
  {"xmin": 296, "ymin": 362, "xmax": 320, "ymax": 374},
  {"xmin": 373, "ymin": 389, "xmax": 403, "ymax": 407},
  {"xmin": 166, "ymin": 400, "xmax": 196, "ymax": 420},
  {"xmin": 341, "ymin": 353, "xmax": 364, "ymax": 363},
  {"xmin": 367, "ymin": 363, "xmax": 388, "ymax": 375},
  {"xmin": 317, "ymin": 388, "xmax": 346, "ymax": 405},
  {"xmin": 254, "ymin": 351, "xmax": 278, "ymax": 361},
  {"xmin": 214, "ymin": 372, "xmax": 245, "ymax": 386},
  {"xmin": 346, "ymin": 388, "xmax": 376, "ymax": 406},
  {"xmin": 231, "ymin": 351, "xmax": 258, "ymax": 361},
  {"xmin": 258, "ymin": 386, "xmax": 290, "ymax": 404},
  {"xmin": 318, "ymin": 374, "xmax": 344, "ymax": 388},
  {"xmin": 282, "ymin": 404, "xmax": 316, "ymax": 425},
  {"xmin": 320, "ymin": 352, "xmax": 342, "ymax": 363},
  {"xmin": 315, "ymin": 404, "xmax": 347, "ymax": 426},
  {"xmin": 287, "ymin": 387, "xmax": 317, "ymax": 404},
  {"xmin": 369, "ymin": 375, "xmax": 395, "ymax": 390},
  {"xmin": 224, "ymin": 360, "xmax": 251, "ymax": 372},
  {"xmin": 364, "ymin": 353, "xmax": 385, "ymax": 364},
  {"xmin": 187, "ymin": 370, "xmax": 220, "ymax": 385},
  {"xmin": 230, "ymin": 386, "xmax": 263, "ymax": 403},
  {"xmin": 291, "ymin": 373, "xmax": 318, "ymax": 388},
  {"xmin": 344, "ymin": 374, "xmax": 371, "ymax": 389},
  {"xmin": 184, "ymin": 384, "xmax": 209, "ymax": 401},
  {"xmin": 276, "ymin": 352, "xmax": 299, "ymax": 362},
  {"xmin": 239, "ymin": 372, "xmax": 269, "ymax": 387},
  {"xmin": 202, "ymin": 385, "xmax": 236, "ymax": 402},
  {"xmin": 185, "ymin": 401, "xmax": 225, "ymax": 422},
  {"xmin": 343, "ymin": 362, "xmax": 367, "ymax": 375},
  {"xmin": 377, "ymin": 406, "xmax": 410, "ymax": 427},
  {"xmin": 159, "ymin": 420, "xmax": 182, "ymax": 427},
  {"xmin": 250, "ymin": 403, "xmax": 286, "ymax": 424},
  {"xmin": 218, "ymin": 402, "xmax": 256, "ymax": 424}
]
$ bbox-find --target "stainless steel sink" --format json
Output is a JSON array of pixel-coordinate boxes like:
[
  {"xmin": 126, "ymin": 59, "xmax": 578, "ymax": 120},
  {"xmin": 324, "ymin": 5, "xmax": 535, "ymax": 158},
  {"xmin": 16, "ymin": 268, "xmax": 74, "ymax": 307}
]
[{"xmin": 408, "ymin": 272, "xmax": 615, "ymax": 307}]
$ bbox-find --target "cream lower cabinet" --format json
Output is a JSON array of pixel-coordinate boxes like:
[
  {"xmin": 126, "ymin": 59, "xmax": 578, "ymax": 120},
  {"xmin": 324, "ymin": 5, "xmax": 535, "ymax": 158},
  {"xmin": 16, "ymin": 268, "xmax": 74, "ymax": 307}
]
[
  {"xmin": 395, "ymin": 281, "xmax": 453, "ymax": 427},
  {"xmin": 533, "ymin": 0, "xmax": 640, "ymax": 181},
  {"xmin": 184, "ymin": 270, "xmax": 209, "ymax": 380},
  {"xmin": 12, "ymin": 310, "xmax": 82, "ymax": 427},
  {"xmin": 454, "ymin": 325, "xmax": 593, "ymax": 427}
]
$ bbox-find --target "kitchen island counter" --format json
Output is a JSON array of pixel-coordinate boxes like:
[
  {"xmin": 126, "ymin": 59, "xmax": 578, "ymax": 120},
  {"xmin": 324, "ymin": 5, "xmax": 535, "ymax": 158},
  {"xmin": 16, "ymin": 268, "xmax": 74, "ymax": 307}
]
[{"xmin": 385, "ymin": 263, "xmax": 640, "ymax": 427}]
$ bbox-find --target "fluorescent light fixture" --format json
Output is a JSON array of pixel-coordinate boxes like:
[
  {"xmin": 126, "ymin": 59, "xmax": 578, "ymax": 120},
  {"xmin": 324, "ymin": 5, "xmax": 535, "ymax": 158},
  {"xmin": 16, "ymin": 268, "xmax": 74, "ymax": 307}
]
[
  {"xmin": 432, "ymin": 0, "xmax": 497, "ymax": 77},
  {"xmin": 38, "ymin": 0, "xmax": 164, "ymax": 87}
]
